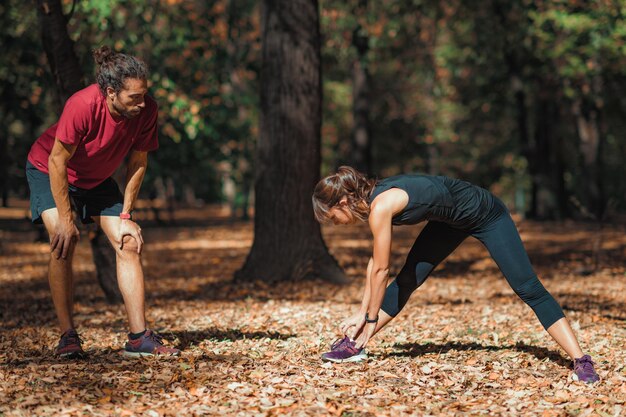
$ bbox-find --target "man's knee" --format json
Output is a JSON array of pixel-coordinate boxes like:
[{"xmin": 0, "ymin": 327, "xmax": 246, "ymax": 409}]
[
  {"xmin": 47, "ymin": 237, "xmax": 77, "ymax": 263},
  {"xmin": 119, "ymin": 235, "xmax": 140, "ymax": 254}
]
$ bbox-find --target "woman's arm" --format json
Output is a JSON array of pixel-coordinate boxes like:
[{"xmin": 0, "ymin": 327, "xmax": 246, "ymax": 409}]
[
  {"xmin": 360, "ymin": 257, "xmax": 374, "ymax": 314},
  {"xmin": 354, "ymin": 188, "xmax": 407, "ymax": 349},
  {"xmin": 367, "ymin": 206, "xmax": 393, "ymax": 315},
  {"xmin": 340, "ymin": 257, "xmax": 373, "ymax": 338},
  {"xmin": 354, "ymin": 204, "xmax": 392, "ymax": 348}
]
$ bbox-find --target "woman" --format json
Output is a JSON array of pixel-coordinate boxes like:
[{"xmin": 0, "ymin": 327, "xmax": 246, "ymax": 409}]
[{"xmin": 312, "ymin": 166, "xmax": 599, "ymax": 383}]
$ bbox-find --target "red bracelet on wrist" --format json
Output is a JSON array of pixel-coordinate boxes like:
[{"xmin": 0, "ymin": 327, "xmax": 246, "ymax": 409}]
[{"xmin": 119, "ymin": 212, "xmax": 131, "ymax": 220}]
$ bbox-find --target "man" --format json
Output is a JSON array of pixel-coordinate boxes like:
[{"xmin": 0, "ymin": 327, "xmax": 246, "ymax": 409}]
[{"xmin": 26, "ymin": 46, "xmax": 179, "ymax": 358}]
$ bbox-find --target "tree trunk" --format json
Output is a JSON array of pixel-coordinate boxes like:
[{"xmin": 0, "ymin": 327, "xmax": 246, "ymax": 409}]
[
  {"xmin": 492, "ymin": 0, "xmax": 536, "ymax": 218},
  {"xmin": 531, "ymin": 95, "xmax": 552, "ymax": 219},
  {"xmin": 350, "ymin": 18, "xmax": 372, "ymax": 175},
  {"xmin": 512, "ymin": 75, "xmax": 530, "ymax": 216},
  {"xmin": 573, "ymin": 97, "xmax": 605, "ymax": 219},
  {"xmin": 225, "ymin": 0, "xmax": 255, "ymax": 220},
  {"xmin": 89, "ymin": 228, "xmax": 122, "ymax": 304},
  {"xmin": 0, "ymin": 134, "xmax": 8, "ymax": 207},
  {"xmin": 37, "ymin": 0, "xmax": 122, "ymax": 303},
  {"xmin": 0, "ymin": 80, "xmax": 15, "ymax": 208},
  {"xmin": 531, "ymin": 92, "xmax": 565, "ymax": 219},
  {"xmin": 37, "ymin": 0, "xmax": 83, "ymax": 103},
  {"xmin": 235, "ymin": 0, "xmax": 346, "ymax": 283},
  {"xmin": 553, "ymin": 113, "xmax": 568, "ymax": 217}
]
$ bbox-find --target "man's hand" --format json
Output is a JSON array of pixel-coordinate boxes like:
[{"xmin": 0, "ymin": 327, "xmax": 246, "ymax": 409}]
[
  {"xmin": 118, "ymin": 219, "xmax": 144, "ymax": 254},
  {"xmin": 340, "ymin": 312, "xmax": 366, "ymax": 340},
  {"xmin": 354, "ymin": 322, "xmax": 377, "ymax": 349},
  {"xmin": 50, "ymin": 221, "xmax": 80, "ymax": 259}
]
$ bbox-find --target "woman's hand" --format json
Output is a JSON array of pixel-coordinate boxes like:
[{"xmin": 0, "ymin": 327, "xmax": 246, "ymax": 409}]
[
  {"xmin": 354, "ymin": 322, "xmax": 377, "ymax": 349},
  {"xmin": 340, "ymin": 312, "xmax": 366, "ymax": 339}
]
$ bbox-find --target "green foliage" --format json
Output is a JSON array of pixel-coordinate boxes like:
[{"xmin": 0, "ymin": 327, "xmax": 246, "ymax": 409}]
[
  {"xmin": 1, "ymin": 1, "xmax": 59, "ymax": 196},
  {"xmin": 2, "ymin": 0, "xmax": 625, "ymax": 215},
  {"xmin": 70, "ymin": 0, "xmax": 260, "ymax": 202},
  {"xmin": 3, "ymin": 0, "xmax": 259, "ymax": 203},
  {"xmin": 319, "ymin": 0, "xmax": 626, "ymax": 215}
]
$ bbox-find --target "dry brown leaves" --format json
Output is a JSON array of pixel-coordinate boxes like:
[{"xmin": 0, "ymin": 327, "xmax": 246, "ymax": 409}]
[{"xmin": 0, "ymin": 205, "xmax": 625, "ymax": 416}]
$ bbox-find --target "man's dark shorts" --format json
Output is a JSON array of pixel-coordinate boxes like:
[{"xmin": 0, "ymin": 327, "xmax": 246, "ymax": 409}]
[{"xmin": 26, "ymin": 160, "xmax": 124, "ymax": 224}]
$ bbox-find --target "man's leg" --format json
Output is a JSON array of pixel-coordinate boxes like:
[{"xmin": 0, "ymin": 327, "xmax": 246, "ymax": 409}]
[
  {"xmin": 95, "ymin": 215, "xmax": 146, "ymax": 333},
  {"xmin": 41, "ymin": 208, "xmax": 76, "ymax": 333},
  {"xmin": 95, "ymin": 215, "xmax": 179, "ymax": 356}
]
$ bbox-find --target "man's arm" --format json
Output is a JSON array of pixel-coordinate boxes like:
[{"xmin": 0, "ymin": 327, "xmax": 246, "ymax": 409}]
[
  {"xmin": 123, "ymin": 150, "xmax": 148, "ymax": 214},
  {"xmin": 117, "ymin": 150, "xmax": 148, "ymax": 253},
  {"xmin": 48, "ymin": 139, "xmax": 79, "ymax": 259}
]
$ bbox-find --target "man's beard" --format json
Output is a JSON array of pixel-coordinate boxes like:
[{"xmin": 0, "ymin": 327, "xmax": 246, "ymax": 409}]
[{"xmin": 113, "ymin": 100, "xmax": 140, "ymax": 119}]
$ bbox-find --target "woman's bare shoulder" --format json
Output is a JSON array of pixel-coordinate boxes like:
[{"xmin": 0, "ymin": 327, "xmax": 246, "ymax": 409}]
[{"xmin": 370, "ymin": 187, "xmax": 409, "ymax": 217}]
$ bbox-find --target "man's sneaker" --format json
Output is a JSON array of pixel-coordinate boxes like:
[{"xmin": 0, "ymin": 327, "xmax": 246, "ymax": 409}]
[
  {"xmin": 572, "ymin": 355, "xmax": 600, "ymax": 383},
  {"xmin": 56, "ymin": 329, "xmax": 86, "ymax": 359},
  {"xmin": 321, "ymin": 336, "xmax": 368, "ymax": 363},
  {"xmin": 123, "ymin": 330, "xmax": 180, "ymax": 357}
]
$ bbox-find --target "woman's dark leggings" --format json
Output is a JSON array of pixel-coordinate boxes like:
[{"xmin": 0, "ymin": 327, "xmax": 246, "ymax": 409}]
[{"xmin": 380, "ymin": 209, "xmax": 565, "ymax": 330}]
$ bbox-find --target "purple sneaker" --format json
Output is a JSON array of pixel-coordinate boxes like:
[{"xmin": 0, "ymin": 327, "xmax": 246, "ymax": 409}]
[
  {"xmin": 572, "ymin": 355, "xmax": 600, "ymax": 383},
  {"xmin": 123, "ymin": 330, "xmax": 180, "ymax": 357},
  {"xmin": 321, "ymin": 336, "xmax": 367, "ymax": 363},
  {"xmin": 56, "ymin": 329, "xmax": 86, "ymax": 359}
]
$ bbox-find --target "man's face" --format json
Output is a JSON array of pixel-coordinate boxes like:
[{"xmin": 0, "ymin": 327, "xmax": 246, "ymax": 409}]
[{"xmin": 108, "ymin": 78, "xmax": 148, "ymax": 119}]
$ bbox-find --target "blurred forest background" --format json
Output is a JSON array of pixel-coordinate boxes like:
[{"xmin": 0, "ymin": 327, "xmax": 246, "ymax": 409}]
[{"xmin": 2, "ymin": 0, "xmax": 626, "ymax": 221}]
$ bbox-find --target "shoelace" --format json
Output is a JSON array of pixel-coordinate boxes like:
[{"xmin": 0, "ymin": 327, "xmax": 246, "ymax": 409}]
[
  {"xmin": 575, "ymin": 356, "xmax": 596, "ymax": 373},
  {"xmin": 60, "ymin": 332, "xmax": 83, "ymax": 348},
  {"xmin": 145, "ymin": 331, "xmax": 165, "ymax": 345},
  {"xmin": 330, "ymin": 336, "xmax": 350, "ymax": 350}
]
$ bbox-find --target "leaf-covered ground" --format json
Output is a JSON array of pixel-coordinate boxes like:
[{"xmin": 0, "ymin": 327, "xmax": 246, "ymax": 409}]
[{"xmin": 1, "ymin": 204, "xmax": 625, "ymax": 417}]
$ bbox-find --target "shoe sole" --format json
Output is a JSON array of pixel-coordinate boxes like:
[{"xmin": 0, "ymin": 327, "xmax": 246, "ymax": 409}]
[
  {"xmin": 322, "ymin": 353, "xmax": 368, "ymax": 363},
  {"xmin": 571, "ymin": 373, "xmax": 600, "ymax": 384},
  {"xmin": 57, "ymin": 351, "xmax": 86, "ymax": 359},
  {"xmin": 122, "ymin": 351, "xmax": 180, "ymax": 358}
]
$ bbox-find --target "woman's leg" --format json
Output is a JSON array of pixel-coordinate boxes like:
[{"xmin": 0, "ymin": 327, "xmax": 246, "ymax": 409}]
[
  {"xmin": 473, "ymin": 213, "xmax": 585, "ymax": 359},
  {"xmin": 358, "ymin": 221, "xmax": 469, "ymax": 339}
]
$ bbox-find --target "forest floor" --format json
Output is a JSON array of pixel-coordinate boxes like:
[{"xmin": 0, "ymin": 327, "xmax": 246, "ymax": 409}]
[{"xmin": 0, "ymin": 202, "xmax": 625, "ymax": 417}]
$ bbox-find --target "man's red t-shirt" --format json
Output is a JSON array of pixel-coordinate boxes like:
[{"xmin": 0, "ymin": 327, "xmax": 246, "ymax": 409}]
[{"xmin": 28, "ymin": 84, "xmax": 159, "ymax": 189}]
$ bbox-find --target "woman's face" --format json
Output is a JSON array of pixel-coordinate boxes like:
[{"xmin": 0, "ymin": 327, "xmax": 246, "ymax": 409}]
[{"xmin": 327, "ymin": 205, "xmax": 355, "ymax": 225}]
